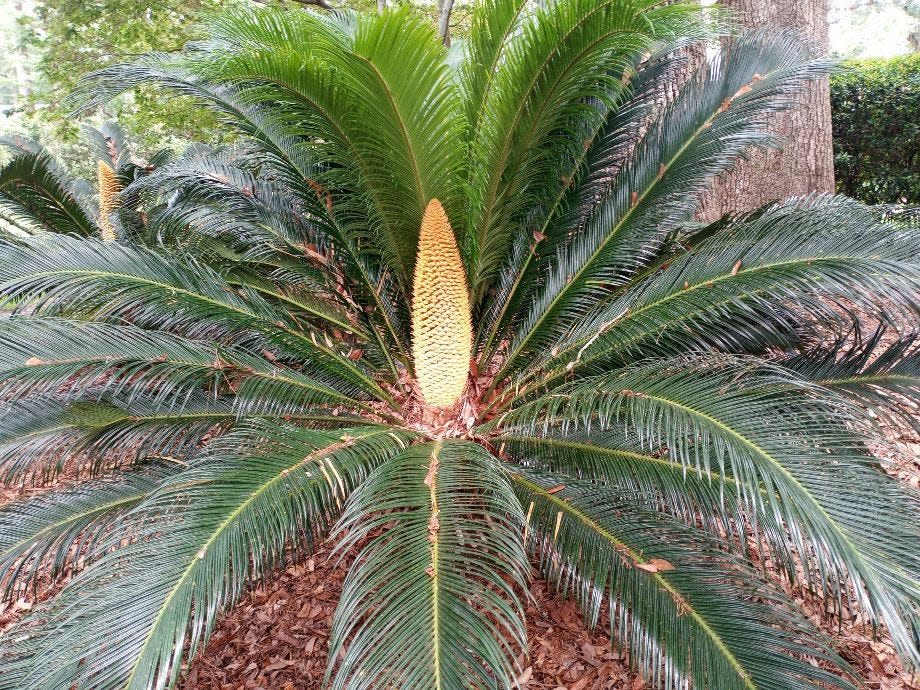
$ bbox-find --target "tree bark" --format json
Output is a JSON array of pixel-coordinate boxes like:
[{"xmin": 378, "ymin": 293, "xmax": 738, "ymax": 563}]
[
  {"xmin": 438, "ymin": 0, "xmax": 455, "ymax": 47},
  {"xmin": 697, "ymin": 0, "xmax": 835, "ymax": 221}
]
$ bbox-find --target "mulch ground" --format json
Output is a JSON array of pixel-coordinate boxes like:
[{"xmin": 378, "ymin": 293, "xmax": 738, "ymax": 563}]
[{"xmin": 176, "ymin": 546, "xmax": 638, "ymax": 690}]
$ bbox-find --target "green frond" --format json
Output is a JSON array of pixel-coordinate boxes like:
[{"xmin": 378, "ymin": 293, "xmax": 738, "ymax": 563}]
[
  {"xmin": 76, "ymin": 5, "xmax": 465, "ymax": 293},
  {"xmin": 0, "ymin": 139, "xmax": 97, "ymax": 237},
  {"xmin": 476, "ymin": 41, "xmax": 695, "ymax": 359},
  {"xmin": 465, "ymin": 0, "xmax": 705, "ymax": 298},
  {"xmin": 510, "ymin": 196, "xmax": 920, "ymax": 396},
  {"xmin": 137, "ymin": 146, "xmax": 408, "ymax": 362},
  {"xmin": 781, "ymin": 327, "xmax": 920, "ymax": 434},
  {"xmin": 495, "ymin": 430, "xmax": 748, "ymax": 542},
  {"xmin": 498, "ymin": 32, "xmax": 832, "ymax": 379},
  {"xmin": 129, "ymin": 152, "xmax": 376, "ymax": 339},
  {"xmin": 0, "ymin": 318, "xmax": 363, "ymax": 414},
  {"xmin": 328, "ymin": 440, "xmax": 528, "ymax": 690},
  {"xmin": 0, "ymin": 397, "xmax": 212, "ymax": 484},
  {"xmin": 458, "ymin": 0, "xmax": 530, "ymax": 129},
  {"xmin": 511, "ymin": 471, "xmax": 859, "ymax": 690},
  {"xmin": 0, "ymin": 388, "xmax": 346, "ymax": 486},
  {"xmin": 0, "ymin": 464, "xmax": 167, "ymax": 600},
  {"xmin": 0, "ymin": 236, "xmax": 389, "ymax": 398},
  {"xmin": 0, "ymin": 423, "xmax": 414, "ymax": 690},
  {"xmin": 497, "ymin": 354, "xmax": 920, "ymax": 665}
]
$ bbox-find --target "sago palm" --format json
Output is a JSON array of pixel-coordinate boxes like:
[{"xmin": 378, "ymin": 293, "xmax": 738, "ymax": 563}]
[
  {"xmin": 1, "ymin": 3, "xmax": 919, "ymax": 689},
  {"xmin": 0, "ymin": 124, "xmax": 166, "ymax": 242}
]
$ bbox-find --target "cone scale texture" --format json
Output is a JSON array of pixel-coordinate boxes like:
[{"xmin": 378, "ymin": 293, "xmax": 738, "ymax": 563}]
[
  {"xmin": 412, "ymin": 199, "xmax": 472, "ymax": 408},
  {"xmin": 97, "ymin": 161, "xmax": 121, "ymax": 242}
]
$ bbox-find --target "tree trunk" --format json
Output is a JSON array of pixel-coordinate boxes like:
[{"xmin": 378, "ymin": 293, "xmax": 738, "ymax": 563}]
[
  {"xmin": 438, "ymin": 0, "xmax": 455, "ymax": 47},
  {"xmin": 698, "ymin": 0, "xmax": 835, "ymax": 221}
]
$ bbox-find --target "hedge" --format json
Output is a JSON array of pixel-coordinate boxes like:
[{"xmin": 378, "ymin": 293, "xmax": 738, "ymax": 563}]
[{"xmin": 831, "ymin": 53, "xmax": 920, "ymax": 205}]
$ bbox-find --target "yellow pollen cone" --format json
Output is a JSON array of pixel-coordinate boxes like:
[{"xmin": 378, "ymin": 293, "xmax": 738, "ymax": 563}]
[
  {"xmin": 97, "ymin": 161, "xmax": 121, "ymax": 242},
  {"xmin": 412, "ymin": 199, "xmax": 472, "ymax": 408}
]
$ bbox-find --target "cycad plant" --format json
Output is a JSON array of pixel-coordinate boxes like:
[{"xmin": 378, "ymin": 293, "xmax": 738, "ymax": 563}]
[
  {"xmin": 0, "ymin": 123, "xmax": 164, "ymax": 242},
  {"xmin": 1, "ymin": 3, "xmax": 919, "ymax": 689}
]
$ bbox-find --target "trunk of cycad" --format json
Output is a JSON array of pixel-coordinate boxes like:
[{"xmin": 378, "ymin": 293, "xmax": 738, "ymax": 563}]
[
  {"xmin": 697, "ymin": 0, "xmax": 835, "ymax": 220},
  {"xmin": 411, "ymin": 199, "xmax": 472, "ymax": 409},
  {"xmin": 97, "ymin": 161, "xmax": 121, "ymax": 242}
]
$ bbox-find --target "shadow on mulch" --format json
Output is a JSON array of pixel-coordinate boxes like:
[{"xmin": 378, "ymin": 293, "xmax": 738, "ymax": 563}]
[{"xmin": 177, "ymin": 543, "xmax": 637, "ymax": 690}]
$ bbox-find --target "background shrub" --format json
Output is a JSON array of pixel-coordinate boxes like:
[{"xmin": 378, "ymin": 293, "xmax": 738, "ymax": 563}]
[{"xmin": 831, "ymin": 53, "xmax": 920, "ymax": 204}]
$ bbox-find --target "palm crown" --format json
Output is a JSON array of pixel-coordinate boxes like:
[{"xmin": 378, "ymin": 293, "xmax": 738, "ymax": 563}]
[{"xmin": 1, "ymin": 2, "xmax": 919, "ymax": 689}]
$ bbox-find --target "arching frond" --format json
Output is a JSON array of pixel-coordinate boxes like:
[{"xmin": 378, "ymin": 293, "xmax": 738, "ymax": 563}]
[
  {"xmin": 498, "ymin": 354, "xmax": 920, "ymax": 665},
  {"xmin": 781, "ymin": 328, "xmax": 920, "ymax": 434},
  {"xmin": 512, "ymin": 471, "xmax": 859, "ymax": 690},
  {"xmin": 329, "ymin": 441, "xmax": 528, "ymax": 690},
  {"xmin": 0, "ymin": 424, "xmax": 414, "ymax": 690},
  {"xmin": 476, "ymin": 40, "xmax": 696, "ymax": 360},
  {"xmin": 0, "ymin": 139, "xmax": 97, "ymax": 237},
  {"xmin": 505, "ymin": 196, "xmax": 920, "ymax": 399},
  {"xmin": 495, "ymin": 430, "xmax": 748, "ymax": 543},
  {"xmin": 0, "ymin": 236, "xmax": 388, "ymax": 397},
  {"xmin": 0, "ymin": 318, "xmax": 363, "ymax": 411},
  {"xmin": 465, "ymin": 0, "xmax": 705, "ymax": 298},
  {"xmin": 0, "ymin": 395, "xmax": 220, "ymax": 484},
  {"xmin": 498, "ymin": 32, "xmax": 832, "ymax": 378},
  {"xmin": 0, "ymin": 463, "xmax": 168, "ymax": 600}
]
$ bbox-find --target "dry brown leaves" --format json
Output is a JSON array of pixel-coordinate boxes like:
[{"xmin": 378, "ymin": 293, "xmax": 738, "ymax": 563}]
[{"xmin": 175, "ymin": 550, "xmax": 640, "ymax": 690}]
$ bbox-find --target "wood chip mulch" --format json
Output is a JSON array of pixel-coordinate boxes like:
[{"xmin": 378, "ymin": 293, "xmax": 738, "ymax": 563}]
[{"xmin": 177, "ymin": 544, "xmax": 637, "ymax": 690}]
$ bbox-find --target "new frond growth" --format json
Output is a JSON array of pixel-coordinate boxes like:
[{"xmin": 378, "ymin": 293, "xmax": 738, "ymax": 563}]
[{"xmin": 412, "ymin": 199, "xmax": 472, "ymax": 408}]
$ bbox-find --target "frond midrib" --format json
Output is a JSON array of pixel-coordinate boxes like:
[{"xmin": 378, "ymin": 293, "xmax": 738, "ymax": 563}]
[
  {"xmin": 428, "ymin": 440, "xmax": 444, "ymax": 690},
  {"xmin": 820, "ymin": 373, "xmax": 919, "ymax": 387},
  {"xmin": 0, "ymin": 490, "xmax": 148, "ymax": 564},
  {"xmin": 510, "ymin": 472, "xmax": 757, "ymax": 690},
  {"xmin": 233, "ymin": 280, "xmax": 368, "ymax": 339},
  {"xmin": 495, "ymin": 432, "xmax": 737, "ymax": 486},
  {"xmin": 120, "ymin": 426, "xmax": 392, "ymax": 689}
]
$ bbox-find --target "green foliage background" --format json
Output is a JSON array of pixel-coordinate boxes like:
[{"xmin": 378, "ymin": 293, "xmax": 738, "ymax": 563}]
[
  {"xmin": 831, "ymin": 53, "xmax": 920, "ymax": 204},
  {"xmin": 1, "ymin": 0, "xmax": 234, "ymax": 176},
  {"xmin": 0, "ymin": 0, "xmax": 473, "ymax": 177},
  {"xmin": 28, "ymin": 0, "xmax": 226, "ymax": 147}
]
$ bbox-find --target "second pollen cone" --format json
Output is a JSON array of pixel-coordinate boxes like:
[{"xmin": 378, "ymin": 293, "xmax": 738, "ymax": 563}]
[
  {"xmin": 97, "ymin": 161, "xmax": 121, "ymax": 242},
  {"xmin": 411, "ymin": 199, "xmax": 472, "ymax": 408}
]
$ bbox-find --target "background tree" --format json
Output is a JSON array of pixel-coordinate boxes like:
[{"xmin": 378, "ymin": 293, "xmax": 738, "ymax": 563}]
[
  {"xmin": 0, "ymin": 0, "xmax": 476, "ymax": 174},
  {"xmin": 0, "ymin": 0, "xmax": 228, "ymax": 175},
  {"xmin": 699, "ymin": 0, "xmax": 836, "ymax": 219}
]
